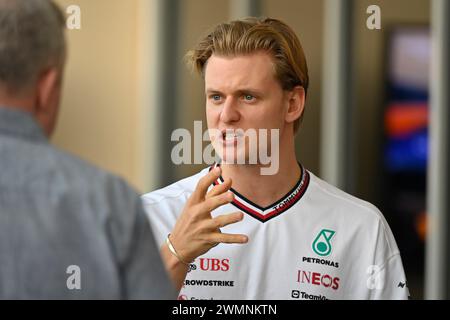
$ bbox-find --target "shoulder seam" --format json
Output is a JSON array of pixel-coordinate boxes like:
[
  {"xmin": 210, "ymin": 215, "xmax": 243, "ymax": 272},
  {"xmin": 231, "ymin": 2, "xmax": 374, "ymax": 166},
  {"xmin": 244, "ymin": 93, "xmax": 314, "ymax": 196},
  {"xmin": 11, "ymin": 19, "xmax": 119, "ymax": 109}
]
[{"xmin": 310, "ymin": 178, "xmax": 381, "ymax": 220}]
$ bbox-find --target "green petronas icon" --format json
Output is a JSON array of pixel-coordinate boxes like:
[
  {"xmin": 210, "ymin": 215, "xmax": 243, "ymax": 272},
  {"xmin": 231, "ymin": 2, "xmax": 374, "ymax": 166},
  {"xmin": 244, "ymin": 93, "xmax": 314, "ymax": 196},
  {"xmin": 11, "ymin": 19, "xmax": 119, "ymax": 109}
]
[{"xmin": 312, "ymin": 229, "xmax": 335, "ymax": 256}]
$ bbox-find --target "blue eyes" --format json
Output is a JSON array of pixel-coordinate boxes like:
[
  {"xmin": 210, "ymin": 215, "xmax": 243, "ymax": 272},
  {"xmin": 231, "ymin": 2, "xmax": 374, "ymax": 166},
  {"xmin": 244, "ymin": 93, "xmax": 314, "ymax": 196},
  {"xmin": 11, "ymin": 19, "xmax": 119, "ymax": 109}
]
[{"xmin": 209, "ymin": 94, "xmax": 256, "ymax": 103}]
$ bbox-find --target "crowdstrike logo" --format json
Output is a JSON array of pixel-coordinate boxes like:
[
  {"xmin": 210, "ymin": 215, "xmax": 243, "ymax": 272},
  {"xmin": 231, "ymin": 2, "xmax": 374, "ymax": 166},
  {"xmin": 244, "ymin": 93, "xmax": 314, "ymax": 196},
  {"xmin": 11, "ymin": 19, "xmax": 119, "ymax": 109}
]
[{"xmin": 184, "ymin": 279, "xmax": 235, "ymax": 287}]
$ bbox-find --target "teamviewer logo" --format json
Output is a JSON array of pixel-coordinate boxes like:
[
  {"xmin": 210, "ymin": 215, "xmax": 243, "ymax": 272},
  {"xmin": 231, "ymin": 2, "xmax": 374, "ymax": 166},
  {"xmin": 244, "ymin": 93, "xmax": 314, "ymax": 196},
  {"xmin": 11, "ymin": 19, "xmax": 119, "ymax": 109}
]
[{"xmin": 291, "ymin": 290, "xmax": 300, "ymax": 299}]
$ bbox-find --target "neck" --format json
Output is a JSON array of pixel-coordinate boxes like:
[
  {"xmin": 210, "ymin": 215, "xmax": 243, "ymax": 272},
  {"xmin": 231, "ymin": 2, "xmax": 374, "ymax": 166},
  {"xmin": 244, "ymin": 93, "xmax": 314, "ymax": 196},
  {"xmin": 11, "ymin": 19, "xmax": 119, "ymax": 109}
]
[
  {"xmin": 220, "ymin": 140, "xmax": 301, "ymax": 208},
  {"xmin": 0, "ymin": 90, "xmax": 35, "ymax": 114}
]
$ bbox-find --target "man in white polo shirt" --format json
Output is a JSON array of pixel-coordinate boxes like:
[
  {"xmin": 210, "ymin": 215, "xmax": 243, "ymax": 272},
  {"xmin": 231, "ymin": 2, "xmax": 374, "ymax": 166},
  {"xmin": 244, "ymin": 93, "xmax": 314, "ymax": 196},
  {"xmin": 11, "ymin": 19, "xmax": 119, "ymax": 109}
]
[{"xmin": 142, "ymin": 17, "xmax": 409, "ymax": 300}]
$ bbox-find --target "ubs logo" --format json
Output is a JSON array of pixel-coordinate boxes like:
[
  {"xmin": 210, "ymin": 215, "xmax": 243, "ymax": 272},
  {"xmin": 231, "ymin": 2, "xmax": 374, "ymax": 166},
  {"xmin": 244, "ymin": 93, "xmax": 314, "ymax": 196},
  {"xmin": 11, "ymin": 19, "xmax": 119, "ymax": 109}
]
[{"xmin": 199, "ymin": 258, "xmax": 230, "ymax": 272}]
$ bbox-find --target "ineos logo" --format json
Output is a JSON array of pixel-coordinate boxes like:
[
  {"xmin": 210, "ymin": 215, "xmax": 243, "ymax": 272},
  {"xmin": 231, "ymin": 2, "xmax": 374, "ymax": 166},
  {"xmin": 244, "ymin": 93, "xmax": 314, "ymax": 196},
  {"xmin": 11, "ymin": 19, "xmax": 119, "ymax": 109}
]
[{"xmin": 297, "ymin": 270, "xmax": 340, "ymax": 290}]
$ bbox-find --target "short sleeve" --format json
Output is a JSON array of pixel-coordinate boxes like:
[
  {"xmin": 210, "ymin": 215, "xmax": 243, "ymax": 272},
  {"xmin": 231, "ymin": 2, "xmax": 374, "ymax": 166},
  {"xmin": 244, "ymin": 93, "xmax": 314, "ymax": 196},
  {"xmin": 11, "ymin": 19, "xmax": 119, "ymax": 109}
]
[
  {"xmin": 369, "ymin": 214, "xmax": 410, "ymax": 300},
  {"xmin": 370, "ymin": 254, "xmax": 410, "ymax": 300}
]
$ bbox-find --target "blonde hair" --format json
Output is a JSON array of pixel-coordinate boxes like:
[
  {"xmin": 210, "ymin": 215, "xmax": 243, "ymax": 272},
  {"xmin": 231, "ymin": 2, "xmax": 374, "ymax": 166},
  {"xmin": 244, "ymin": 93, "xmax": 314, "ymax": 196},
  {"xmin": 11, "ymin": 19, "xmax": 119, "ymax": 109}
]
[{"xmin": 186, "ymin": 17, "xmax": 309, "ymax": 132}]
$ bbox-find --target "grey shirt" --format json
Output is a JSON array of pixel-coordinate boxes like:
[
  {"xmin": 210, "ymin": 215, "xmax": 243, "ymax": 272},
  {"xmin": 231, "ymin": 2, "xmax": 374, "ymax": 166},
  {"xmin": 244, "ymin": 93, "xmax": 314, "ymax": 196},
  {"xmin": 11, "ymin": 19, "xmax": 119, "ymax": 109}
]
[{"xmin": 0, "ymin": 107, "xmax": 175, "ymax": 299}]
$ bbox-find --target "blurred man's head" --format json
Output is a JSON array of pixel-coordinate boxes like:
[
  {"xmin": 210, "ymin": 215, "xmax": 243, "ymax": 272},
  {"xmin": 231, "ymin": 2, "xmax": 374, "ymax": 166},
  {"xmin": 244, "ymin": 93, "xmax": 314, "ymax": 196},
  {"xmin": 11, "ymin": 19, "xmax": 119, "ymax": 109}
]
[
  {"xmin": 0, "ymin": 0, "xmax": 66, "ymax": 137},
  {"xmin": 186, "ymin": 17, "xmax": 308, "ymax": 165}
]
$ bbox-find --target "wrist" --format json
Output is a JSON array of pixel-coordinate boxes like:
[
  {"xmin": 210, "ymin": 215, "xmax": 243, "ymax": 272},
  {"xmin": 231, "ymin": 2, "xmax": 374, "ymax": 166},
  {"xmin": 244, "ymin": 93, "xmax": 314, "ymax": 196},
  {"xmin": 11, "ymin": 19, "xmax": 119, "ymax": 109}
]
[{"xmin": 166, "ymin": 233, "xmax": 194, "ymax": 265}]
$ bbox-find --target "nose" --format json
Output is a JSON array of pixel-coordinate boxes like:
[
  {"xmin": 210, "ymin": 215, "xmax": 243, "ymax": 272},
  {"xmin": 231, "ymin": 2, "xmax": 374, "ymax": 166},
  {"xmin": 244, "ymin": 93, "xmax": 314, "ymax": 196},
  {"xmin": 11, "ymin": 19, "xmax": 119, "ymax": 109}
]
[{"xmin": 220, "ymin": 96, "xmax": 240, "ymax": 123}]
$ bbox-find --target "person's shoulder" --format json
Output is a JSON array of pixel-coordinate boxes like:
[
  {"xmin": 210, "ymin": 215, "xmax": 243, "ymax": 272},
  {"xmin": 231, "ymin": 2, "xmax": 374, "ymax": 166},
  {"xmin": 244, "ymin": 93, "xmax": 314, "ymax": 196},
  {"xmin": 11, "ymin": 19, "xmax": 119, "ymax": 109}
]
[
  {"xmin": 141, "ymin": 167, "xmax": 211, "ymax": 206},
  {"xmin": 307, "ymin": 170, "xmax": 401, "ymax": 256},
  {"xmin": 49, "ymin": 147, "xmax": 137, "ymax": 200},
  {"xmin": 307, "ymin": 170, "xmax": 385, "ymax": 222},
  {"xmin": 50, "ymin": 147, "xmax": 114, "ymax": 182}
]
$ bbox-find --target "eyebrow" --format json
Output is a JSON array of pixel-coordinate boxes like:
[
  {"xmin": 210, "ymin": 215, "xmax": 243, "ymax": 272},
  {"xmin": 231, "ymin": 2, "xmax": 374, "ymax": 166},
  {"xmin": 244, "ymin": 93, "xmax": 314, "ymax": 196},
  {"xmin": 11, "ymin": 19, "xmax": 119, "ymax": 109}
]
[{"xmin": 205, "ymin": 88, "xmax": 264, "ymax": 96}]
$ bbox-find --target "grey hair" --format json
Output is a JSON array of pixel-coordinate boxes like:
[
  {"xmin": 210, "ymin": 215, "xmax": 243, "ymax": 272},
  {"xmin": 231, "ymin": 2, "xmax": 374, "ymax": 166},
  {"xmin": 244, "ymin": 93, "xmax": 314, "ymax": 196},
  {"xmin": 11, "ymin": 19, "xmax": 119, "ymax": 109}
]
[{"xmin": 0, "ymin": 0, "xmax": 66, "ymax": 92}]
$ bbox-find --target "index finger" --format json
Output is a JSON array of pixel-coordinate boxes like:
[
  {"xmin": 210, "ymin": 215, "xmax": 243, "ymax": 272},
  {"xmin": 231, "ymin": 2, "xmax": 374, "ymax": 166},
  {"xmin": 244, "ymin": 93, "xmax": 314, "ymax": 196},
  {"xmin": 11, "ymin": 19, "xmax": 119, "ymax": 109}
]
[
  {"xmin": 190, "ymin": 166, "xmax": 221, "ymax": 204},
  {"xmin": 208, "ymin": 232, "xmax": 249, "ymax": 244}
]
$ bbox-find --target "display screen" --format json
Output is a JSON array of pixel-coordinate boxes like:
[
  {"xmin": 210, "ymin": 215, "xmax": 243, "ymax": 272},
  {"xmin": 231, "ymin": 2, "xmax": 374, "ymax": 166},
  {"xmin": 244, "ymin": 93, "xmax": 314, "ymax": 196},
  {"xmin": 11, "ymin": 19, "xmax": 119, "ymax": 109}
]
[{"xmin": 384, "ymin": 27, "xmax": 430, "ymax": 172}]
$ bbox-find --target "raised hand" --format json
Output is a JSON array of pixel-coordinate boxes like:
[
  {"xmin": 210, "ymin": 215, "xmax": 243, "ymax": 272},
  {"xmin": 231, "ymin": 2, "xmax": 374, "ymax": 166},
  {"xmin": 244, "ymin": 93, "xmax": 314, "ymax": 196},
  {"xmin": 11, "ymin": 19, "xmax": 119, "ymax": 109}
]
[{"xmin": 169, "ymin": 166, "xmax": 248, "ymax": 263}]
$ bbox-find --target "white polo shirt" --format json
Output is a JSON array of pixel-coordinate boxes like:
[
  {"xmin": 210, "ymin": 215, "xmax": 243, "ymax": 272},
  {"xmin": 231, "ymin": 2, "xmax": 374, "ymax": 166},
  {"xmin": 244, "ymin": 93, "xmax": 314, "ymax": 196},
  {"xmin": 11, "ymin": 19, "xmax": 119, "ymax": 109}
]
[{"xmin": 142, "ymin": 165, "xmax": 409, "ymax": 300}]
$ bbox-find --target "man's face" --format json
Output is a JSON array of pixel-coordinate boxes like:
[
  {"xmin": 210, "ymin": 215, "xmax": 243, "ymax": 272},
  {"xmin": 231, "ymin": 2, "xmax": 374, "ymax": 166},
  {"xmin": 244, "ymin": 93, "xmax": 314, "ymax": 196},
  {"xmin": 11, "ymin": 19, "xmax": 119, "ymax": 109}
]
[{"xmin": 204, "ymin": 52, "xmax": 288, "ymax": 165}]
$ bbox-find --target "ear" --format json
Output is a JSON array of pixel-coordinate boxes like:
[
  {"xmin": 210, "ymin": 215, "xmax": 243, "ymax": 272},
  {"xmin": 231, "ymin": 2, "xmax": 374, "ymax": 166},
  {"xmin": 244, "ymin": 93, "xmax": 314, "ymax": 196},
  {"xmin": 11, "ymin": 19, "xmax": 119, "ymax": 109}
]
[
  {"xmin": 34, "ymin": 67, "xmax": 62, "ymax": 136},
  {"xmin": 36, "ymin": 68, "xmax": 60, "ymax": 111},
  {"xmin": 285, "ymin": 86, "xmax": 306, "ymax": 125}
]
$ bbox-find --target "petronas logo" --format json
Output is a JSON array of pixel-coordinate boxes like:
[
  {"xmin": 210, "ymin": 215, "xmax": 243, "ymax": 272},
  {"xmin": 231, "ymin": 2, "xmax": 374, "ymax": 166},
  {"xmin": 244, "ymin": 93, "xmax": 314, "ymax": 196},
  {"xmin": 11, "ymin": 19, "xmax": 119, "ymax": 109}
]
[{"xmin": 312, "ymin": 229, "xmax": 335, "ymax": 257}]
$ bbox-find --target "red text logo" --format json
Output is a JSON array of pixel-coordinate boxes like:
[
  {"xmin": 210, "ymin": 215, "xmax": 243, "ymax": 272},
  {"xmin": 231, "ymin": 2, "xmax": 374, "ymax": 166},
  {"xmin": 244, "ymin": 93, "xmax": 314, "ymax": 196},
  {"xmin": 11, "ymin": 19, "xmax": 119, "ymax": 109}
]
[
  {"xmin": 199, "ymin": 258, "xmax": 230, "ymax": 272},
  {"xmin": 297, "ymin": 270, "xmax": 340, "ymax": 290}
]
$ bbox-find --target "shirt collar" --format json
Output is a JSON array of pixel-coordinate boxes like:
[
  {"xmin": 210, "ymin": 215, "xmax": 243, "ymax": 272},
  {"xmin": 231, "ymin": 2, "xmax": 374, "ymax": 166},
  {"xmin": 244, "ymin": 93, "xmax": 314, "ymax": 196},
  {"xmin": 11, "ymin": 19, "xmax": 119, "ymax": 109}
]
[
  {"xmin": 0, "ymin": 106, "xmax": 48, "ymax": 143},
  {"xmin": 210, "ymin": 162, "xmax": 310, "ymax": 223}
]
